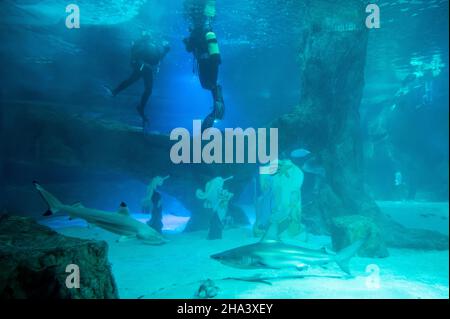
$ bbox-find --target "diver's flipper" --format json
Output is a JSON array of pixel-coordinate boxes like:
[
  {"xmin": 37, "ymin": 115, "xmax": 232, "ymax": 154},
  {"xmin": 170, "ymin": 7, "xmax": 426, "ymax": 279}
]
[
  {"xmin": 136, "ymin": 105, "xmax": 145, "ymax": 118},
  {"xmin": 136, "ymin": 105, "xmax": 149, "ymax": 130},
  {"xmin": 214, "ymin": 101, "xmax": 224, "ymax": 120},
  {"xmin": 212, "ymin": 85, "xmax": 225, "ymax": 120},
  {"xmin": 143, "ymin": 117, "xmax": 149, "ymax": 127},
  {"xmin": 201, "ymin": 113, "xmax": 216, "ymax": 133}
]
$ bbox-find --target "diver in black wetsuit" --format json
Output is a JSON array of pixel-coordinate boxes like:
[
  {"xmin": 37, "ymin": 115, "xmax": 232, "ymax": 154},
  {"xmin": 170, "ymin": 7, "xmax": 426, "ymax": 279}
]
[
  {"xmin": 108, "ymin": 32, "xmax": 170, "ymax": 126},
  {"xmin": 183, "ymin": 20, "xmax": 224, "ymax": 132}
]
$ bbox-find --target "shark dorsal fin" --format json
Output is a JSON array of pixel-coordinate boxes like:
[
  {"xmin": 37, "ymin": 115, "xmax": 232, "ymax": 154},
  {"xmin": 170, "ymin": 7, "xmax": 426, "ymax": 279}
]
[
  {"xmin": 261, "ymin": 223, "xmax": 281, "ymax": 242},
  {"xmin": 72, "ymin": 202, "xmax": 84, "ymax": 208},
  {"xmin": 117, "ymin": 202, "xmax": 130, "ymax": 216},
  {"xmin": 321, "ymin": 247, "xmax": 335, "ymax": 255}
]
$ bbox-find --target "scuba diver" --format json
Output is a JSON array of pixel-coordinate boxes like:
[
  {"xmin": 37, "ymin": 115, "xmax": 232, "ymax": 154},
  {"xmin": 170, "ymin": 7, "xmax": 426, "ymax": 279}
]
[
  {"xmin": 183, "ymin": 0, "xmax": 224, "ymax": 132},
  {"xmin": 106, "ymin": 32, "xmax": 170, "ymax": 127}
]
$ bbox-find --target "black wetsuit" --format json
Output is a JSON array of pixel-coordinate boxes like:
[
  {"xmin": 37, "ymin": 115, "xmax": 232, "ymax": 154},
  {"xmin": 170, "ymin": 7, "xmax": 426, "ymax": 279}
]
[
  {"xmin": 148, "ymin": 191, "xmax": 163, "ymax": 234},
  {"xmin": 184, "ymin": 27, "xmax": 224, "ymax": 131},
  {"xmin": 113, "ymin": 38, "xmax": 169, "ymax": 121}
]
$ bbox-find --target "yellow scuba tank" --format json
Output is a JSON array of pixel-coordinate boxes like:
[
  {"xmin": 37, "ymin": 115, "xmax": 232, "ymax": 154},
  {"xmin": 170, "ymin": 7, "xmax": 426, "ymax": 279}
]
[{"xmin": 205, "ymin": 32, "xmax": 220, "ymax": 57}]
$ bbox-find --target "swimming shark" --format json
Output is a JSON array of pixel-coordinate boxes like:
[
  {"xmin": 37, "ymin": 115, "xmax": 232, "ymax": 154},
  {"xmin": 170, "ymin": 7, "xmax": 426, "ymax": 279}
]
[
  {"xmin": 211, "ymin": 237, "xmax": 364, "ymax": 275},
  {"xmin": 33, "ymin": 182, "xmax": 166, "ymax": 245}
]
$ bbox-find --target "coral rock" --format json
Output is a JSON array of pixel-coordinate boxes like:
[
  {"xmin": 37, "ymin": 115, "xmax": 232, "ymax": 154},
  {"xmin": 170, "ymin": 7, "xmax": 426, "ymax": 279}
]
[
  {"xmin": 0, "ymin": 215, "xmax": 118, "ymax": 299},
  {"xmin": 331, "ymin": 215, "xmax": 389, "ymax": 258}
]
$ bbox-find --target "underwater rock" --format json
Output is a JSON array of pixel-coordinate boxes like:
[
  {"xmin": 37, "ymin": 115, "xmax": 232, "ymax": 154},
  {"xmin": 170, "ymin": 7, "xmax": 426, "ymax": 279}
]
[
  {"xmin": 331, "ymin": 215, "xmax": 389, "ymax": 258},
  {"xmin": 379, "ymin": 216, "xmax": 449, "ymax": 251},
  {"xmin": 271, "ymin": 0, "xmax": 376, "ymax": 226},
  {"xmin": 267, "ymin": 1, "xmax": 448, "ymax": 252},
  {"xmin": 0, "ymin": 215, "xmax": 118, "ymax": 299},
  {"xmin": 1, "ymin": 102, "xmax": 253, "ymax": 230},
  {"xmin": 195, "ymin": 279, "xmax": 219, "ymax": 299}
]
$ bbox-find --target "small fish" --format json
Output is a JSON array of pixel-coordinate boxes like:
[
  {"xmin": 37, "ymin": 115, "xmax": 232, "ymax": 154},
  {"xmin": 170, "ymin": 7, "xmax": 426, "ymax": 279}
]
[{"xmin": 290, "ymin": 148, "xmax": 311, "ymax": 159}]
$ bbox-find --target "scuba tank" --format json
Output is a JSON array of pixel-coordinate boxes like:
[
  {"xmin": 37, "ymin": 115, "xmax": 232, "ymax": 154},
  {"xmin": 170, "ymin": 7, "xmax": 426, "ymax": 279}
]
[
  {"xmin": 205, "ymin": 31, "xmax": 220, "ymax": 57},
  {"xmin": 143, "ymin": 42, "xmax": 163, "ymax": 66},
  {"xmin": 132, "ymin": 37, "xmax": 164, "ymax": 69}
]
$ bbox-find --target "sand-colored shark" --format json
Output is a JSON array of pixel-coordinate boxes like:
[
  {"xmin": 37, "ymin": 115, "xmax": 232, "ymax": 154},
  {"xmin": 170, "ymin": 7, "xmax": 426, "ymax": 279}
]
[
  {"xmin": 33, "ymin": 182, "xmax": 166, "ymax": 245},
  {"xmin": 211, "ymin": 233, "xmax": 364, "ymax": 275}
]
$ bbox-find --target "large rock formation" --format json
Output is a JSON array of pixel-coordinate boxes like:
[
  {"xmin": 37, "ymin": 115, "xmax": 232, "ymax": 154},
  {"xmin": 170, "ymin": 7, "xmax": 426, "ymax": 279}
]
[
  {"xmin": 272, "ymin": 0, "xmax": 381, "ymax": 243},
  {"xmin": 0, "ymin": 102, "xmax": 253, "ymax": 231},
  {"xmin": 273, "ymin": 0, "xmax": 371, "ymax": 218},
  {"xmin": 271, "ymin": 0, "xmax": 448, "ymax": 255},
  {"xmin": 0, "ymin": 215, "xmax": 118, "ymax": 299},
  {"xmin": 331, "ymin": 215, "xmax": 389, "ymax": 258}
]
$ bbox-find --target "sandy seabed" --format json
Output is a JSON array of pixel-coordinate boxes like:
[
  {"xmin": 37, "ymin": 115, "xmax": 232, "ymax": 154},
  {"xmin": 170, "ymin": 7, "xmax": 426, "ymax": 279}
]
[{"xmin": 41, "ymin": 213, "xmax": 449, "ymax": 299}]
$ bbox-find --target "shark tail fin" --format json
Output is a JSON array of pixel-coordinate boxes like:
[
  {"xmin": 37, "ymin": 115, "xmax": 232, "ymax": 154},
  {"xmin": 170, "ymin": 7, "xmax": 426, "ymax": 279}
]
[
  {"xmin": 334, "ymin": 239, "xmax": 365, "ymax": 275},
  {"xmin": 33, "ymin": 181, "xmax": 62, "ymax": 216}
]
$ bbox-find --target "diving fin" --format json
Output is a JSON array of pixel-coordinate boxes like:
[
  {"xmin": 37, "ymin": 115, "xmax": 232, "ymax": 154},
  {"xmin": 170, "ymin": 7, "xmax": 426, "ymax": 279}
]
[
  {"xmin": 201, "ymin": 113, "xmax": 216, "ymax": 132},
  {"xmin": 212, "ymin": 85, "xmax": 225, "ymax": 120},
  {"xmin": 136, "ymin": 105, "xmax": 146, "ymax": 120}
]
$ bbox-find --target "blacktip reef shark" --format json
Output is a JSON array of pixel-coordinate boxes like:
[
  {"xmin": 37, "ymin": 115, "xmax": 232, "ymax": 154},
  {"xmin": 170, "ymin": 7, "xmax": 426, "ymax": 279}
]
[
  {"xmin": 33, "ymin": 182, "xmax": 166, "ymax": 245},
  {"xmin": 211, "ymin": 227, "xmax": 365, "ymax": 275}
]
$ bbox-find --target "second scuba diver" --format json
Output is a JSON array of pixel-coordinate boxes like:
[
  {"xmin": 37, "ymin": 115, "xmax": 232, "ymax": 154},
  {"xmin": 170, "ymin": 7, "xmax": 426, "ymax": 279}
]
[
  {"xmin": 183, "ymin": 9, "xmax": 224, "ymax": 132},
  {"xmin": 107, "ymin": 32, "xmax": 170, "ymax": 127}
]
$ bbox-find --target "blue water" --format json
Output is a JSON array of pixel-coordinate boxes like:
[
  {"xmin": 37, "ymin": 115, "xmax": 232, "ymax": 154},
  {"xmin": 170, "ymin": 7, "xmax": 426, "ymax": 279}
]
[{"xmin": 0, "ymin": 0, "xmax": 448, "ymax": 299}]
